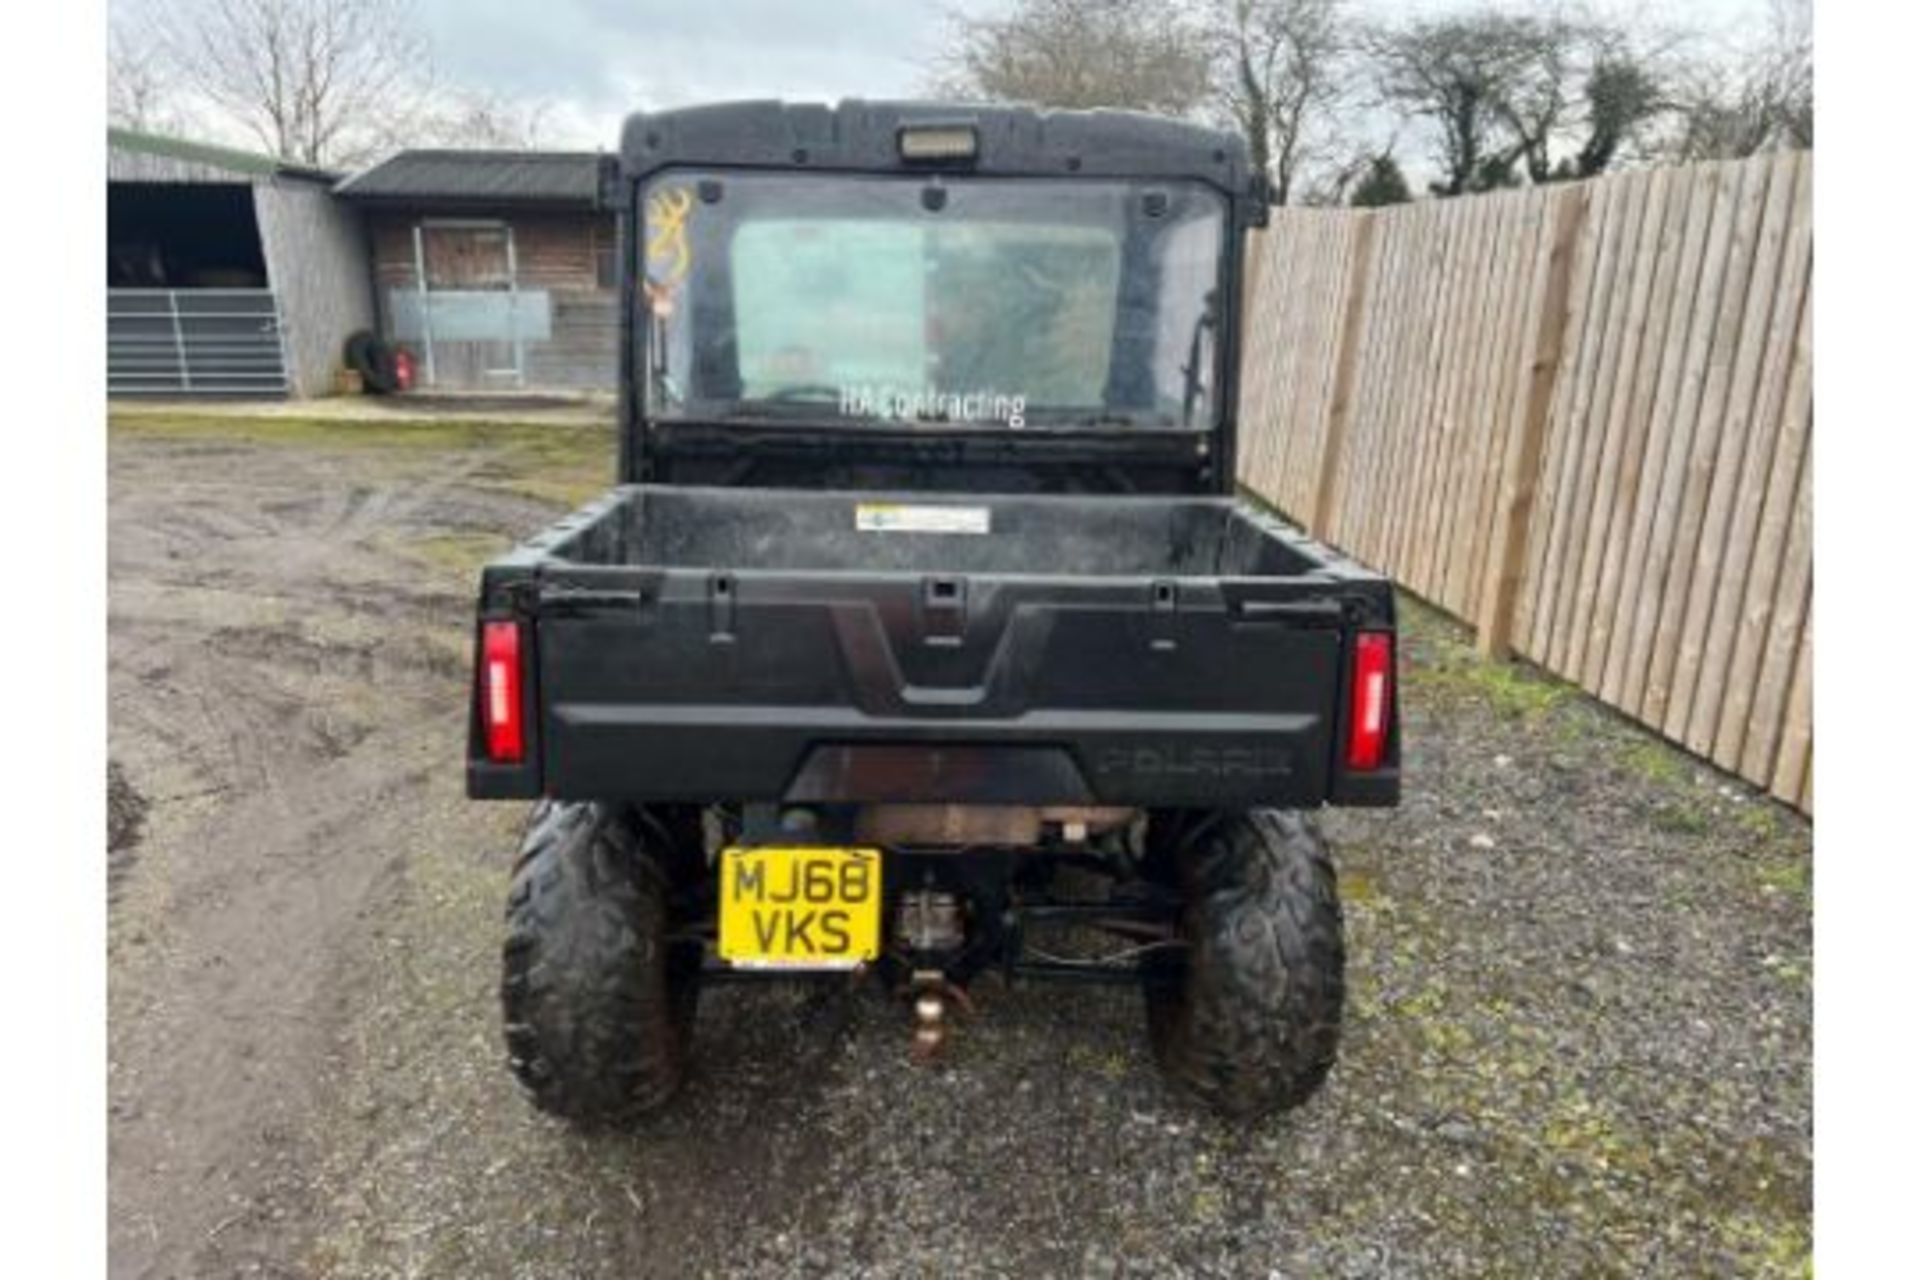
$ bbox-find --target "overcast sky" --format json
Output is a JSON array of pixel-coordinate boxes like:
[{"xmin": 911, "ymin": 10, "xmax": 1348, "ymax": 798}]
[
  {"xmin": 118, "ymin": 0, "xmax": 1778, "ymax": 154},
  {"xmin": 411, "ymin": 0, "xmax": 962, "ymax": 145}
]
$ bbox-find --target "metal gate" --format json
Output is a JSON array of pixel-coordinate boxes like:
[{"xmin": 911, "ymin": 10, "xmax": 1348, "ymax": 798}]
[{"xmin": 107, "ymin": 288, "xmax": 289, "ymax": 396}]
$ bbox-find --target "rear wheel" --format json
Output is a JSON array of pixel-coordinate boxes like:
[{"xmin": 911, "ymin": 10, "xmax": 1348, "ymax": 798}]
[
  {"xmin": 500, "ymin": 801, "xmax": 702, "ymax": 1124},
  {"xmin": 1145, "ymin": 809, "xmax": 1345, "ymax": 1117}
]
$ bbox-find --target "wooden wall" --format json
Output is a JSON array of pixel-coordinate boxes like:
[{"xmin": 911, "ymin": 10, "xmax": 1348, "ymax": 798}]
[
  {"xmin": 1238, "ymin": 150, "xmax": 1813, "ymax": 812},
  {"xmin": 254, "ymin": 180, "xmax": 375, "ymax": 397}
]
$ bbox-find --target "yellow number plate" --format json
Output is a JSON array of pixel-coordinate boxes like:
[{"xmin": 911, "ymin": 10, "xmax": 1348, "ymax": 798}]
[{"xmin": 717, "ymin": 847, "xmax": 882, "ymax": 969}]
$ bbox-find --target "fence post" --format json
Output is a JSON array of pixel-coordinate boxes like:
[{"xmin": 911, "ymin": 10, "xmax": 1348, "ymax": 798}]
[
  {"xmin": 1475, "ymin": 186, "xmax": 1590, "ymax": 659},
  {"xmin": 1309, "ymin": 211, "xmax": 1378, "ymax": 537}
]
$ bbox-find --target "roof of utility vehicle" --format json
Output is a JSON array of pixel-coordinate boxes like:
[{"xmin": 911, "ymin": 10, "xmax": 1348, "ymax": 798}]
[{"xmin": 616, "ymin": 99, "xmax": 1260, "ymax": 208}]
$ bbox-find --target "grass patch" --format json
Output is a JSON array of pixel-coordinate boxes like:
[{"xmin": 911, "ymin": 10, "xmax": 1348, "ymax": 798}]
[
  {"xmin": 1755, "ymin": 855, "xmax": 1812, "ymax": 898},
  {"xmin": 1620, "ymin": 738, "xmax": 1689, "ymax": 787},
  {"xmin": 474, "ymin": 473, "xmax": 611, "ymax": 511},
  {"xmin": 398, "ymin": 531, "xmax": 513, "ymax": 579},
  {"xmin": 112, "ymin": 409, "xmax": 616, "ymax": 515},
  {"xmin": 110, "ymin": 409, "xmax": 613, "ymax": 464},
  {"xmin": 1392, "ymin": 594, "xmax": 1573, "ymax": 722},
  {"xmin": 1650, "ymin": 799, "xmax": 1714, "ymax": 836},
  {"xmin": 1466, "ymin": 661, "xmax": 1572, "ymax": 719},
  {"xmin": 1717, "ymin": 1213, "xmax": 1812, "ymax": 1280},
  {"xmin": 1736, "ymin": 803, "xmax": 1787, "ymax": 842},
  {"xmin": 1402, "ymin": 647, "xmax": 1573, "ymax": 721}
]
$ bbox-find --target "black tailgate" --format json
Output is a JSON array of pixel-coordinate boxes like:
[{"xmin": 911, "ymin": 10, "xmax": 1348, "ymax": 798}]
[{"xmin": 522, "ymin": 568, "xmax": 1357, "ymax": 808}]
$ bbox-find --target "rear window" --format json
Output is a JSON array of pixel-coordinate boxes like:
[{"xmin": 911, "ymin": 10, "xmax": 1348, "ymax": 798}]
[
  {"xmin": 730, "ymin": 219, "xmax": 1121, "ymax": 414},
  {"xmin": 639, "ymin": 171, "xmax": 1225, "ymax": 431}
]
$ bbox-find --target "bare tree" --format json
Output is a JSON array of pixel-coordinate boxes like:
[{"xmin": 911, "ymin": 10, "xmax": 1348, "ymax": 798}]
[
  {"xmin": 1489, "ymin": 10, "xmax": 1584, "ymax": 185},
  {"xmin": 937, "ymin": 0, "xmax": 1212, "ymax": 117},
  {"xmin": 1768, "ymin": 0, "xmax": 1813, "ymax": 148},
  {"xmin": 1507, "ymin": 13, "xmax": 1675, "ymax": 182},
  {"xmin": 1207, "ymin": 0, "xmax": 1349, "ymax": 206},
  {"xmin": 425, "ymin": 91, "xmax": 555, "ymax": 150},
  {"xmin": 1291, "ymin": 123, "xmax": 1402, "ymax": 205},
  {"xmin": 1668, "ymin": 0, "xmax": 1810, "ymax": 160},
  {"xmin": 109, "ymin": 18, "xmax": 186, "ymax": 134},
  {"xmin": 159, "ymin": 0, "xmax": 430, "ymax": 167}
]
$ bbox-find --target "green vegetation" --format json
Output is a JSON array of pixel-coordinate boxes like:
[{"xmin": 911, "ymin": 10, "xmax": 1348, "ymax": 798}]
[
  {"xmin": 109, "ymin": 410, "xmax": 615, "ymax": 512},
  {"xmin": 1736, "ymin": 803, "xmax": 1786, "ymax": 841},
  {"xmin": 1619, "ymin": 738, "xmax": 1689, "ymax": 786},
  {"xmin": 1756, "ymin": 855, "xmax": 1812, "ymax": 899},
  {"xmin": 1336, "ymin": 867, "xmax": 1380, "ymax": 906},
  {"xmin": 109, "ymin": 408, "xmax": 611, "ymax": 457},
  {"xmin": 1350, "ymin": 154, "xmax": 1413, "ymax": 207},
  {"xmin": 1650, "ymin": 799, "xmax": 1714, "ymax": 836},
  {"xmin": 398, "ymin": 531, "xmax": 513, "ymax": 580},
  {"xmin": 1397, "ymin": 600, "xmax": 1572, "ymax": 722}
]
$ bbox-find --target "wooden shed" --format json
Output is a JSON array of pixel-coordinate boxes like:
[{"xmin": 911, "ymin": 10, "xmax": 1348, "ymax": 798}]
[
  {"xmin": 107, "ymin": 128, "xmax": 373, "ymax": 398},
  {"xmin": 332, "ymin": 151, "xmax": 617, "ymax": 392}
]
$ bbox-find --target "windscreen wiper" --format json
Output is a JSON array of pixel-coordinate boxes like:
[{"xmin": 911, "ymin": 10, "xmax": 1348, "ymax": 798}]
[{"xmin": 1181, "ymin": 289, "xmax": 1219, "ymax": 427}]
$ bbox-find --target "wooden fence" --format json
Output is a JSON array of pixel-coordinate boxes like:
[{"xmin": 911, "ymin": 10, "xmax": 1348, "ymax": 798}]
[{"xmin": 1238, "ymin": 149, "xmax": 1812, "ymax": 812}]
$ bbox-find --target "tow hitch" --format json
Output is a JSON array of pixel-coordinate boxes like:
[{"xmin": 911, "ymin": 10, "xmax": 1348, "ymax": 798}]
[
  {"xmin": 885, "ymin": 864, "xmax": 1182, "ymax": 1061},
  {"xmin": 897, "ymin": 889, "xmax": 970, "ymax": 1060},
  {"xmin": 907, "ymin": 969, "xmax": 976, "ymax": 1061},
  {"xmin": 696, "ymin": 837, "xmax": 1189, "ymax": 1061}
]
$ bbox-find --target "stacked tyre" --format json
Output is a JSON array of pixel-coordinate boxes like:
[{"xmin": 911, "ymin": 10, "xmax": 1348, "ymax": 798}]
[{"xmin": 343, "ymin": 330, "xmax": 402, "ymax": 395}]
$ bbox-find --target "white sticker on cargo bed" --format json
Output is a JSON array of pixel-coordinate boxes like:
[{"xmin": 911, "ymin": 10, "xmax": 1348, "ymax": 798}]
[{"xmin": 855, "ymin": 502, "xmax": 991, "ymax": 535}]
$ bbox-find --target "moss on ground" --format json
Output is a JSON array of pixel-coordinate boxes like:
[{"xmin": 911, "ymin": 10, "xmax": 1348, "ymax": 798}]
[
  {"xmin": 1336, "ymin": 867, "xmax": 1380, "ymax": 905},
  {"xmin": 1756, "ymin": 854, "xmax": 1813, "ymax": 899}
]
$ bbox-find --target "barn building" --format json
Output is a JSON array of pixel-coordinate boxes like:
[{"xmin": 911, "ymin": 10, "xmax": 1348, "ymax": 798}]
[
  {"xmin": 107, "ymin": 128, "xmax": 373, "ymax": 397},
  {"xmin": 332, "ymin": 151, "xmax": 619, "ymax": 392}
]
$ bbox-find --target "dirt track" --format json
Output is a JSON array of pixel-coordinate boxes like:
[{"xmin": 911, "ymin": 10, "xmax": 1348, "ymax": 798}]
[{"xmin": 108, "ymin": 411, "xmax": 1812, "ymax": 1278}]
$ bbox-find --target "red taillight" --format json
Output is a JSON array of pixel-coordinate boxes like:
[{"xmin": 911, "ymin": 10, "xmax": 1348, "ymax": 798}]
[
  {"xmin": 481, "ymin": 620, "xmax": 525, "ymax": 763},
  {"xmin": 1346, "ymin": 631, "xmax": 1392, "ymax": 771}
]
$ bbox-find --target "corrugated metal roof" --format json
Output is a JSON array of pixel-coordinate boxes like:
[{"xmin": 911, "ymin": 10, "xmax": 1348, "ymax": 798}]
[
  {"xmin": 107, "ymin": 127, "xmax": 337, "ymax": 183},
  {"xmin": 333, "ymin": 150, "xmax": 603, "ymax": 205}
]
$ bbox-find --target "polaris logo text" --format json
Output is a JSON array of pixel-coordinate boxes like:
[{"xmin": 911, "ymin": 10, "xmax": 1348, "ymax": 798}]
[{"xmin": 1094, "ymin": 747, "xmax": 1292, "ymax": 779}]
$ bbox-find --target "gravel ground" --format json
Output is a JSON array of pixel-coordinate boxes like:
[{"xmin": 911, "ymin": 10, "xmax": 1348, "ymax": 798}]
[{"xmin": 108, "ymin": 411, "xmax": 1811, "ymax": 1278}]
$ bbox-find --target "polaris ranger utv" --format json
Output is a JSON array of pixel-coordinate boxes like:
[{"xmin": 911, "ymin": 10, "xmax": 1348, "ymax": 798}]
[{"xmin": 468, "ymin": 101, "xmax": 1399, "ymax": 1122}]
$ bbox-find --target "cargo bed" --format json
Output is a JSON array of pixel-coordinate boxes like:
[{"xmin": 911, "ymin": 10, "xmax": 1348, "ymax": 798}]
[
  {"xmin": 534, "ymin": 485, "xmax": 1326, "ymax": 576},
  {"xmin": 469, "ymin": 485, "xmax": 1397, "ymax": 809}
]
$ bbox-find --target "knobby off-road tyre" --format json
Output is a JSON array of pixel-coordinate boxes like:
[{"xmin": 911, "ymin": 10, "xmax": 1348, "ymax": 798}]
[
  {"xmin": 501, "ymin": 801, "xmax": 701, "ymax": 1125},
  {"xmin": 1146, "ymin": 810, "xmax": 1345, "ymax": 1118}
]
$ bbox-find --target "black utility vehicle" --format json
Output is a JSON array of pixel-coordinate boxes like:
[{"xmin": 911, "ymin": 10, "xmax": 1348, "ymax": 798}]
[{"xmin": 469, "ymin": 101, "xmax": 1399, "ymax": 1121}]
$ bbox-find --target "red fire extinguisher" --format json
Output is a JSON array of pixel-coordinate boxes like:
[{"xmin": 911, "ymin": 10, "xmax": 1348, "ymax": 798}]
[{"xmin": 393, "ymin": 346, "xmax": 417, "ymax": 392}]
